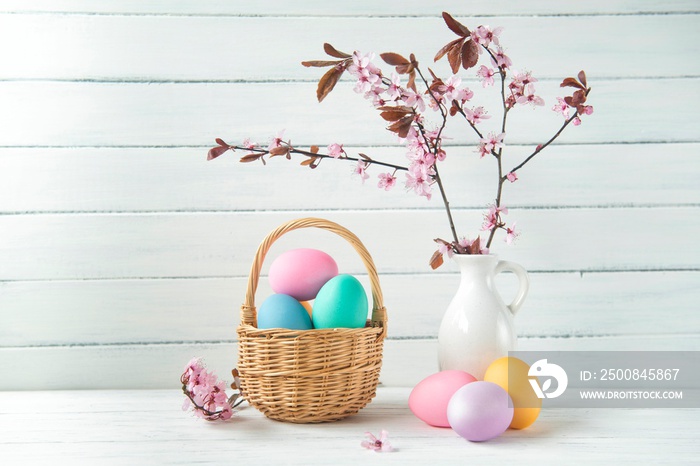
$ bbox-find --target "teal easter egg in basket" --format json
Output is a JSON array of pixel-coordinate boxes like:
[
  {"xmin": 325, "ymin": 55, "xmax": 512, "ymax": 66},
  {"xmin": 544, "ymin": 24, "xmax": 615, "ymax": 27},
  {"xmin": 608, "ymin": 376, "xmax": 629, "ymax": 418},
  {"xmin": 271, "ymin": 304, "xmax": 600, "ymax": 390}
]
[
  {"xmin": 312, "ymin": 274, "xmax": 368, "ymax": 329},
  {"xmin": 257, "ymin": 294, "xmax": 313, "ymax": 330}
]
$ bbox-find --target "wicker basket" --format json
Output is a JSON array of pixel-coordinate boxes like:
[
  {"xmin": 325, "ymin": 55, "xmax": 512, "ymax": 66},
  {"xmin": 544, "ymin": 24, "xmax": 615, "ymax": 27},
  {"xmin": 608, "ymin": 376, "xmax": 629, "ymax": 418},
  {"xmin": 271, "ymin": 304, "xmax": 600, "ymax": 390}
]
[{"xmin": 237, "ymin": 217, "xmax": 388, "ymax": 423}]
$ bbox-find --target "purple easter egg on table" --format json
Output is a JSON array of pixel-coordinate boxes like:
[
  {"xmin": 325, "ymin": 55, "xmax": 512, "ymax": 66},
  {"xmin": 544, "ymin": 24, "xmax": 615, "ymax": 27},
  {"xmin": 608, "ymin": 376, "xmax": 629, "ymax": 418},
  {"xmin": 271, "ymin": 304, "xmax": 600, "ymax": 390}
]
[{"xmin": 447, "ymin": 381, "xmax": 514, "ymax": 442}]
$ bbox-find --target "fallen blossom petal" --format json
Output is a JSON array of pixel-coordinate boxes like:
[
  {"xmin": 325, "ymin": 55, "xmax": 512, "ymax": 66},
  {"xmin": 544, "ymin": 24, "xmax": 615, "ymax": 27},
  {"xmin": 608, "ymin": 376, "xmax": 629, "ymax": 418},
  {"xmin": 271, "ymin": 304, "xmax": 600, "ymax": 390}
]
[{"xmin": 362, "ymin": 430, "xmax": 393, "ymax": 452}]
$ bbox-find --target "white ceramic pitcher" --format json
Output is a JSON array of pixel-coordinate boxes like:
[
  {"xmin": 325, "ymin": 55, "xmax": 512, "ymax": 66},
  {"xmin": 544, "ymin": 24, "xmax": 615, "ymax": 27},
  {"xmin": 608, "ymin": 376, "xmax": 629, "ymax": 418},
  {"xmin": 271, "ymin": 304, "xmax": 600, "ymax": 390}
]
[{"xmin": 437, "ymin": 254, "xmax": 529, "ymax": 379}]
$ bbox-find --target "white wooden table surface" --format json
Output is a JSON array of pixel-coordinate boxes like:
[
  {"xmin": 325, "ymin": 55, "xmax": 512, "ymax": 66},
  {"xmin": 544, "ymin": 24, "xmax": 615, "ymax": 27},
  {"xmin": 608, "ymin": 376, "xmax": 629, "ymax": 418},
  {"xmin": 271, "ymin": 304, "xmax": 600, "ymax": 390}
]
[{"xmin": 1, "ymin": 388, "xmax": 696, "ymax": 465}]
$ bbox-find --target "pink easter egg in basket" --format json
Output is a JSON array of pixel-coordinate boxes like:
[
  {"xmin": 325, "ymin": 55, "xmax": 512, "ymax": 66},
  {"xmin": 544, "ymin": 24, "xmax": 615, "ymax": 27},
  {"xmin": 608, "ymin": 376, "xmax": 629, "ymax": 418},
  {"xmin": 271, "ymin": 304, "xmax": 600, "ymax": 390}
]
[{"xmin": 269, "ymin": 248, "xmax": 338, "ymax": 301}]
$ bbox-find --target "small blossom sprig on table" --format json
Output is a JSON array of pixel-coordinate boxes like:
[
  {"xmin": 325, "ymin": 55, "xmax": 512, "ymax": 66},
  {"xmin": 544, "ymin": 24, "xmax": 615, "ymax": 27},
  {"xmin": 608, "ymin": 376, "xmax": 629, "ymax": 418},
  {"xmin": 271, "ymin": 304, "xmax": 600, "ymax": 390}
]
[
  {"xmin": 361, "ymin": 430, "xmax": 394, "ymax": 452},
  {"xmin": 181, "ymin": 357, "xmax": 245, "ymax": 421},
  {"xmin": 207, "ymin": 12, "xmax": 593, "ymax": 269}
]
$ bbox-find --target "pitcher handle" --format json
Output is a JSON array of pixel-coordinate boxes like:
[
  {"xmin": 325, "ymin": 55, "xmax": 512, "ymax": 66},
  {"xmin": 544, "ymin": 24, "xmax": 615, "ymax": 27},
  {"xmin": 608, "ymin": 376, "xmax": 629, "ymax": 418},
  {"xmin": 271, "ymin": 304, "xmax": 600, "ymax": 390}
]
[{"xmin": 494, "ymin": 260, "xmax": 529, "ymax": 316}]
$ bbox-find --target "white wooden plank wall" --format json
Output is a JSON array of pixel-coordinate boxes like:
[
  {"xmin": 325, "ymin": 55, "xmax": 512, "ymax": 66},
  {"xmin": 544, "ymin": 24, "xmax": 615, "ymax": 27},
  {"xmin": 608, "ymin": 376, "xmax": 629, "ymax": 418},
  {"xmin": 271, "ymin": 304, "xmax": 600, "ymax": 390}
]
[{"xmin": 1, "ymin": 1, "xmax": 698, "ymax": 390}]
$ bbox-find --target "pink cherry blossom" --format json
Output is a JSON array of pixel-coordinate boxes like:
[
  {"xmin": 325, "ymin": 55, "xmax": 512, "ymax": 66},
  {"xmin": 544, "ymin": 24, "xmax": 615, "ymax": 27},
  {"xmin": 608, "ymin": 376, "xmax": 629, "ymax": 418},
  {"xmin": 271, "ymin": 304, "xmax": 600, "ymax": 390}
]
[
  {"xmin": 377, "ymin": 172, "xmax": 397, "ymax": 190},
  {"xmin": 471, "ymin": 25, "xmax": 503, "ymax": 48},
  {"xmin": 582, "ymin": 105, "xmax": 594, "ymax": 115},
  {"xmin": 482, "ymin": 205, "xmax": 508, "ymax": 231},
  {"xmin": 477, "ymin": 65, "xmax": 495, "ymax": 87},
  {"xmin": 349, "ymin": 52, "xmax": 382, "ymax": 94},
  {"xmin": 552, "ymin": 97, "xmax": 570, "ymax": 119},
  {"xmin": 368, "ymin": 89, "xmax": 388, "ymax": 108},
  {"xmin": 267, "ymin": 129, "xmax": 285, "ymax": 152},
  {"xmin": 572, "ymin": 116, "xmax": 582, "ymax": 126},
  {"xmin": 457, "ymin": 86, "xmax": 474, "ymax": 103},
  {"xmin": 348, "ymin": 51, "xmax": 375, "ymax": 75},
  {"xmin": 478, "ymin": 132, "xmax": 505, "ymax": 157},
  {"xmin": 354, "ymin": 70, "xmax": 381, "ymax": 94},
  {"xmin": 352, "ymin": 160, "xmax": 370, "ymax": 183},
  {"xmin": 242, "ymin": 138, "xmax": 257, "ymax": 149},
  {"xmin": 490, "ymin": 47, "xmax": 512, "ymax": 69},
  {"xmin": 511, "ymin": 70, "xmax": 537, "ymax": 88},
  {"xmin": 458, "ymin": 237, "xmax": 472, "ymax": 250},
  {"xmin": 405, "ymin": 169, "xmax": 432, "ymax": 200},
  {"xmin": 327, "ymin": 143, "xmax": 345, "ymax": 158},
  {"xmin": 505, "ymin": 222, "xmax": 519, "ymax": 244},
  {"xmin": 476, "ymin": 143, "xmax": 490, "ymax": 158},
  {"xmin": 361, "ymin": 430, "xmax": 393, "ymax": 452},
  {"xmin": 402, "ymin": 88, "xmax": 426, "ymax": 112},
  {"xmin": 438, "ymin": 241, "xmax": 454, "ymax": 258},
  {"xmin": 516, "ymin": 85, "xmax": 545, "ymax": 107},
  {"xmin": 386, "ymin": 72, "xmax": 403, "ymax": 100},
  {"xmin": 506, "ymin": 171, "xmax": 518, "ymax": 182},
  {"xmin": 464, "ymin": 106, "xmax": 491, "ymax": 125},
  {"xmin": 439, "ymin": 75, "xmax": 464, "ymax": 103}
]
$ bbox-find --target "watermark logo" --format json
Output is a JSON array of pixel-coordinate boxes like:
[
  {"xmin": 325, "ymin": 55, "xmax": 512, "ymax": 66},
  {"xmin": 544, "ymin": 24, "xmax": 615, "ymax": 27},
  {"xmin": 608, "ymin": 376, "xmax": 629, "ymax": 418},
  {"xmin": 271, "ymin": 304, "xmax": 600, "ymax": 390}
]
[{"xmin": 528, "ymin": 358, "xmax": 568, "ymax": 399}]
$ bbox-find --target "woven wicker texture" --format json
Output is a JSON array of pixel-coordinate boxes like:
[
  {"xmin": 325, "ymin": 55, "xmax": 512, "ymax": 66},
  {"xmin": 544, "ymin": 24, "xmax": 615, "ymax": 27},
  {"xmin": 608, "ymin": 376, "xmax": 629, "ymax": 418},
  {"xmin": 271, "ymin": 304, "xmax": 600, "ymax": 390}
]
[{"xmin": 237, "ymin": 217, "xmax": 387, "ymax": 423}]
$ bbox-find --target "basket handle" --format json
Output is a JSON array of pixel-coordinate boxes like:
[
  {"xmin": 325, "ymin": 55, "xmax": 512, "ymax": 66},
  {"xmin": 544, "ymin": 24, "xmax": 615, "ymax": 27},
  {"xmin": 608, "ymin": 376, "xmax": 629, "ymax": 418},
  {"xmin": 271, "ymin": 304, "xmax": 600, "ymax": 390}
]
[{"xmin": 241, "ymin": 217, "xmax": 387, "ymax": 331}]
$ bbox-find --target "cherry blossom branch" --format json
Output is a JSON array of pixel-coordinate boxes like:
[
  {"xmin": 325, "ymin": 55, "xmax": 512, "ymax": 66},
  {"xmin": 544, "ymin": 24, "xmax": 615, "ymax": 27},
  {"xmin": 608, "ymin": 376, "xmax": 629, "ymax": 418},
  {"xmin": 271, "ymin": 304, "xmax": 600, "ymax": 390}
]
[
  {"xmin": 415, "ymin": 66, "xmax": 447, "ymax": 120},
  {"xmin": 507, "ymin": 88, "xmax": 592, "ymax": 176},
  {"xmin": 181, "ymin": 358, "xmax": 245, "ymax": 422},
  {"xmin": 485, "ymin": 45, "xmax": 509, "ymax": 249},
  {"xmin": 414, "ymin": 66, "xmax": 460, "ymax": 244},
  {"xmin": 216, "ymin": 143, "xmax": 409, "ymax": 172},
  {"xmin": 181, "ymin": 383, "xmax": 244, "ymax": 418},
  {"xmin": 208, "ymin": 15, "xmax": 594, "ymax": 265},
  {"xmin": 452, "ymin": 103, "xmax": 485, "ymax": 140}
]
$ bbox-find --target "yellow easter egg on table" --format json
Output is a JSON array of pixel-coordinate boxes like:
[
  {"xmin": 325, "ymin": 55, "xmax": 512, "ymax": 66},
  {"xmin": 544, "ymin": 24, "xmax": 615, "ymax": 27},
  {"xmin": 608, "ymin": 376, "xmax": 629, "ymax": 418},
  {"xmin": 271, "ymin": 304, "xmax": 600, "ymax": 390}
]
[{"xmin": 484, "ymin": 356, "xmax": 542, "ymax": 430}]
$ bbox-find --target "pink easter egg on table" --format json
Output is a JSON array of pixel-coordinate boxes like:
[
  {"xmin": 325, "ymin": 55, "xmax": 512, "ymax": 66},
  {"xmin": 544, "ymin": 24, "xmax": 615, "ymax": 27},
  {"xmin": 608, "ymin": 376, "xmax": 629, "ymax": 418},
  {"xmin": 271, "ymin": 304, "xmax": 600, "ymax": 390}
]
[
  {"xmin": 269, "ymin": 248, "xmax": 338, "ymax": 301},
  {"xmin": 447, "ymin": 381, "xmax": 514, "ymax": 442},
  {"xmin": 409, "ymin": 370, "xmax": 477, "ymax": 427}
]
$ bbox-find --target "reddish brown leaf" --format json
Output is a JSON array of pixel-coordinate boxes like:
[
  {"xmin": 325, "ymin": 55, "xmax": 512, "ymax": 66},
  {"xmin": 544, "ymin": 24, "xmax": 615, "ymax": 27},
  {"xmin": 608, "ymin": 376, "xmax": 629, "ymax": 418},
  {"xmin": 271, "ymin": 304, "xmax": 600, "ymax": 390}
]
[
  {"xmin": 396, "ymin": 63, "xmax": 414, "ymax": 74},
  {"xmin": 316, "ymin": 66, "xmax": 344, "ymax": 102},
  {"xmin": 207, "ymin": 145, "xmax": 230, "ymax": 160},
  {"xmin": 434, "ymin": 38, "xmax": 463, "ymax": 62},
  {"xmin": 378, "ymin": 106, "xmax": 412, "ymax": 122},
  {"xmin": 387, "ymin": 115, "xmax": 414, "ymax": 138},
  {"xmin": 442, "ymin": 11, "xmax": 470, "ymax": 37},
  {"xmin": 447, "ymin": 41, "xmax": 462, "ymax": 74},
  {"xmin": 577, "ymin": 70, "xmax": 587, "ymax": 88},
  {"xmin": 239, "ymin": 153, "xmax": 263, "ymax": 163},
  {"xmin": 269, "ymin": 146, "xmax": 290, "ymax": 157},
  {"xmin": 407, "ymin": 71, "xmax": 417, "ymax": 93},
  {"xmin": 564, "ymin": 96, "xmax": 574, "ymax": 107},
  {"xmin": 359, "ymin": 153, "xmax": 372, "ymax": 161},
  {"xmin": 466, "ymin": 236, "xmax": 481, "ymax": 254},
  {"xmin": 461, "ymin": 39, "xmax": 479, "ymax": 70},
  {"xmin": 301, "ymin": 60, "xmax": 341, "ymax": 68},
  {"xmin": 214, "ymin": 138, "xmax": 228, "ymax": 147},
  {"xmin": 560, "ymin": 77, "xmax": 585, "ymax": 90},
  {"xmin": 310, "ymin": 145, "xmax": 319, "ymax": 154},
  {"xmin": 300, "ymin": 156, "xmax": 319, "ymax": 167},
  {"xmin": 380, "ymin": 52, "xmax": 409, "ymax": 66},
  {"xmin": 429, "ymin": 250, "xmax": 444, "ymax": 270},
  {"xmin": 376, "ymin": 105, "xmax": 412, "ymax": 112},
  {"xmin": 572, "ymin": 89, "xmax": 587, "ymax": 106},
  {"xmin": 429, "ymin": 80, "xmax": 444, "ymax": 95},
  {"xmin": 323, "ymin": 43, "xmax": 351, "ymax": 59}
]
